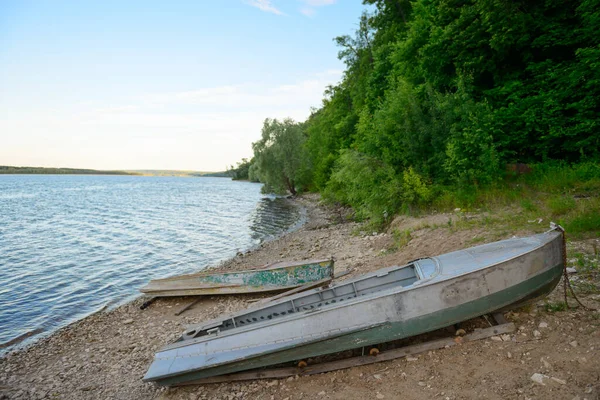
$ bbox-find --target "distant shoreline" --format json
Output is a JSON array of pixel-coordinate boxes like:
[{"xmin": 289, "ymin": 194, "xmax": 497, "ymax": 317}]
[
  {"xmin": 0, "ymin": 166, "xmax": 135, "ymax": 175},
  {"xmin": 0, "ymin": 166, "xmax": 229, "ymax": 177}
]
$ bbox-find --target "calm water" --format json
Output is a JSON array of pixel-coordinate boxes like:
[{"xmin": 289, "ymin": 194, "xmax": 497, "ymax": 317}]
[{"xmin": 0, "ymin": 175, "xmax": 302, "ymax": 354}]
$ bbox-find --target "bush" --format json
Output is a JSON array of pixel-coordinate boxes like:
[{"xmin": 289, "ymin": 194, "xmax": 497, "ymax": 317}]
[{"xmin": 324, "ymin": 150, "xmax": 402, "ymax": 227}]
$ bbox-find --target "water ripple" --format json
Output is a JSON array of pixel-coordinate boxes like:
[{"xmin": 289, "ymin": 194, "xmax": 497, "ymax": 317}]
[{"xmin": 0, "ymin": 175, "xmax": 302, "ymax": 354}]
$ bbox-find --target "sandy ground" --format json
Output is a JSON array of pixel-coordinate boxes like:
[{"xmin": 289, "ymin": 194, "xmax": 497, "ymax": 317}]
[{"xmin": 1, "ymin": 194, "xmax": 599, "ymax": 400}]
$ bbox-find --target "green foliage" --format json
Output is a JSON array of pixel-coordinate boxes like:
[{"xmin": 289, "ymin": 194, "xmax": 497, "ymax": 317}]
[
  {"xmin": 227, "ymin": 158, "xmax": 256, "ymax": 181},
  {"xmin": 238, "ymin": 0, "xmax": 600, "ymax": 227},
  {"xmin": 391, "ymin": 228, "xmax": 412, "ymax": 251},
  {"xmin": 563, "ymin": 203, "xmax": 600, "ymax": 234},
  {"xmin": 544, "ymin": 301, "xmax": 568, "ymax": 313},
  {"xmin": 324, "ymin": 150, "xmax": 402, "ymax": 227},
  {"xmin": 251, "ymin": 118, "xmax": 310, "ymax": 195},
  {"xmin": 547, "ymin": 196, "xmax": 577, "ymax": 216},
  {"xmin": 401, "ymin": 167, "xmax": 432, "ymax": 207}
]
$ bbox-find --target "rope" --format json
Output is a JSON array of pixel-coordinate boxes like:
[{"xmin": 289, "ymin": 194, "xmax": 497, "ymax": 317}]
[{"xmin": 557, "ymin": 225, "xmax": 597, "ymax": 311}]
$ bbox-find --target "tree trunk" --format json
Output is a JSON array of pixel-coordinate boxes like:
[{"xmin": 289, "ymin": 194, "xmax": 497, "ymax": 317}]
[{"xmin": 284, "ymin": 176, "xmax": 296, "ymax": 195}]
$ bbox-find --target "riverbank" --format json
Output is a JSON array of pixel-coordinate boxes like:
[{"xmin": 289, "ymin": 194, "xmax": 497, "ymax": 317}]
[{"xmin": 1, "ymin": 194, "xmax": 599, "ymax": 400}]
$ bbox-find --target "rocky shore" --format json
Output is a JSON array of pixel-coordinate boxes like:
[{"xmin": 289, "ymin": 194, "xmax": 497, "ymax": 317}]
[{"xmin": 1, "ymin": 194, "xmax": 599, "ymax": 400}]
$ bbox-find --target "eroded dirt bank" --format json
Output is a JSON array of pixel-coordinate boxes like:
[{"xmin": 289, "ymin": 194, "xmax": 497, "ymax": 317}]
[{"xmin": 1, "ymin": 194, "xmax": 599, "ymax": 400}]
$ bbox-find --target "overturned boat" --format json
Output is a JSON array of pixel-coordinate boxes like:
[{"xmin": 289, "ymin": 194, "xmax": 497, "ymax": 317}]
[
  {"xmin": 139, "ymin": 259, "xmax": 334, "ymax": 297},
  {"xmin": 144, "ymin": 227, "xmax": 565, "ymax": 386}
]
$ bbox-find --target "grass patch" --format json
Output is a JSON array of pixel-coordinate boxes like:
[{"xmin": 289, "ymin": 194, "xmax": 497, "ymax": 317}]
[
  {"xmin": 546, "ymin": 196, "xmax": 576, "ymax": 216},
  {"xmin": 520, "ymin": 199, "xmax": 537, "ymax": 212},
  {"xmin": 563, "ymin": 207, "xmax": 600, "ymax": 235},
  {"xmin": 390, "ymin": 228, "xmax": 412, "ymax": 251},
  {"xmin": 544, "ymin": 301, "xmax": 568, "ymax": 313}
]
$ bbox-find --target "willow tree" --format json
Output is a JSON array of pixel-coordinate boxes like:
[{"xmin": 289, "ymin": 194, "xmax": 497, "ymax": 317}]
[{"xmin": 251, "ymin": 118, "xmax": 309, "ymax": 195}]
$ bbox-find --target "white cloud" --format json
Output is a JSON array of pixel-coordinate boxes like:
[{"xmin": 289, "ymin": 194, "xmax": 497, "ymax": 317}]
[
  {"xmin": 302, "ymin": 0, "xmax": 336, "ymax": 6},
  {"xmin": 297, "ymin": 0, "xmax": 336, "ymax": 17},
  {"xmin": 299, "ymin": 7, "xmax": 316, "ymax": 17},
  {"xmin": 0, "ymin": 71, "xmax": 343, "ymax": 171},
  {"xmin": 244, "ymin": 0, "xmax": 285, "ymax": 15}
]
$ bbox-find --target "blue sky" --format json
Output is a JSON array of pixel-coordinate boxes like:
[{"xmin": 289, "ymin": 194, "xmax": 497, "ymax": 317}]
[{"xmin": 0, "ymin": 0, "xmax": 366, "ymax": 171}]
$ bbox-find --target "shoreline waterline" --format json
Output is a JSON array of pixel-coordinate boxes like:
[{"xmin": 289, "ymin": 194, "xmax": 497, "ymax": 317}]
[{"xmin": 0, "ymin": 176, "xmax": 304, "ymax": 355}]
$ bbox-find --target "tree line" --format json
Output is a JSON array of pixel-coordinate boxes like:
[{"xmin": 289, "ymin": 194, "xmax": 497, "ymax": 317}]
[{"xmin": 240, "ymin": 0, "xmax": 600, "ymax": 226}]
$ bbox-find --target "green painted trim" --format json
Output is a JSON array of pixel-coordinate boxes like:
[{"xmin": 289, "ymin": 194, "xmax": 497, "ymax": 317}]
[
  {"xmin": 197, "ymin": 261, "xmax": 334, "ymax": 288},
  {"xmin": 155, "ymin": 264, "xmax": 562, "ymax": 386}
]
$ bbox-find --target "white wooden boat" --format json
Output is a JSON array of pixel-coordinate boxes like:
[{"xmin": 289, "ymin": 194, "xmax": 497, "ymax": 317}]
[{"xmin": 144, "ymin": 226, "xmax": 565, "ymax": 386}]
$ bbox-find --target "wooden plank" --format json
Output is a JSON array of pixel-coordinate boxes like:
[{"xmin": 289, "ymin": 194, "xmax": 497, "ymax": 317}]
[
  {"xmin": 176, "ymin": 322, "xmax": 515, "ymax": 386},
  {"xmin": 175, "ymin": 298, "xmax": 203, "ymax": 316}
]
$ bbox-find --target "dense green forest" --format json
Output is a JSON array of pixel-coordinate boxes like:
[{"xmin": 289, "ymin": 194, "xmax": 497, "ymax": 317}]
[
  {"xmin": 0, "ymin": 166, "xmax": 135, "ymax": 175},
  {"xmin": 240, "ymin": 0, "xmax": 600, "ymax": 231}
]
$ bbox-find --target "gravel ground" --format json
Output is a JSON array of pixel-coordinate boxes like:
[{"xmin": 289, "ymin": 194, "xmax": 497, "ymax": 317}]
[{"xmin": 1, "ymin": 194, "xmax": 598, "ymax": 400}]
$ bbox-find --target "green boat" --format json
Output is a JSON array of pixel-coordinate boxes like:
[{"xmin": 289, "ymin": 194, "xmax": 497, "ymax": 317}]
[
  {"xmin": 139, "ymin": 258, "xmax": 334, "ymax": 297},
  {"xmin": 144, "ymin": 226, "xmax": 565, "ymax": 386}
]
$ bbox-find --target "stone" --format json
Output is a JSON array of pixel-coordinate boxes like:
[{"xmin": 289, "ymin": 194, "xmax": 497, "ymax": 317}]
[
  {"xmin": 122, "ymin": 319, "xmax": 134, "ymax": 325},
  {"xmin": 491, "ymin": 336, "xmax": 502, "ymax": 342},
  {"xmin": 550, "ymin": 377, "xmax": 566, "ymax": 385},
  {"xmin": 533, "ymin": 330, "xmax": 541, "ymax": 338},
  {"xmin": 501, "ymin": 334, "xmax": 511, "ymax": 341},
  {"xmin": 406, "ymin": 357, "xmax": 418, "ymax": 362},
  {"xmin": 318, "ymin": 391, "xmax": 326, "ymax": 396},
  {"xmin": 531, "ymin": 373, "xmax": 549, "ymax": 385},
  {"xmin": 373, "ymin": 374, "xmax": 382, "ymax": 380},
  {"xmin": 538, "ymin": 322, "xmax": 548, "ymax": 329},
  {"xmin": 569, "ymin": 341, "xmax": 578, "ymax": 348},
  {"xmin": 376, "ymin": 394, "xmax": 385, "ymax": 399},
  {"xmin": 455, "ymin": 329, "xmax": 466, "ymax": 336},
  {"xmin": 566, "ymin": 267, "xmax": 577, "ymax": 274}
]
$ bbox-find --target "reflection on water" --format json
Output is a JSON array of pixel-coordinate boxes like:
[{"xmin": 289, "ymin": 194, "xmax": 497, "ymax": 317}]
[
  {"xmin": 0, "ymin": 175, "xmax": 303, "ymax": 354},
  {"xmin": 249, "ymin": 197, "xmax": 305, "ymax": 242}
]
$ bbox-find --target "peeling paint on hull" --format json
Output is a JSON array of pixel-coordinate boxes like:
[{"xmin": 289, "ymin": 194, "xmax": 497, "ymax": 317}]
[
  {"xmin": 144, "ymin": 230, "xmax": 564, "ymax": 386},
  {"xmin": 140, "ymin": 259, "xmax": 334, "ymax": 297}
]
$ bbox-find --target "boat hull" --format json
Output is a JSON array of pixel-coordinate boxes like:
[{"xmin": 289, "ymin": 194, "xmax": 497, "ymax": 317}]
[
  {"xmin": 140, "ymin": 259, "xmax": 334, "ymax": 296},
  {"xmin": 145, "ymin": 230, "xmax": 564, "ymax": 386}
]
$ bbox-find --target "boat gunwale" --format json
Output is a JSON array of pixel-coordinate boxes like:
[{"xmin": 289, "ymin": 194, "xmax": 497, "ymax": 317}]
[
  {"xmin": 147, "ymin": 255, "xmax": 564, "ymax": 384},
  {"xmin": 162, "ymin": 229, "xmax": 563, "ymax": 351}
]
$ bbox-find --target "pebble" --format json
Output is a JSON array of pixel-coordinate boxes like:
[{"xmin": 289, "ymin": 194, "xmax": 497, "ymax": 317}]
[
  {"xmin": 491, "ymin": 336, "xmax": 502, "ymax": 342},
  {"xmin": 551, "ymin": 377, "xmax": 566, "ymax": 385},
  {"xmin": 566, "ymin": 267, "xmax": 577, "ymax": 274},
  {"xmin": 539, "ymin": 322, "xmax": 548, "ymax": 329},
  {"xmin": 122, "ymin": 319, "xmax": 134, "ymax": 325},
  {"xmin": 531, "ymin": 373, "xmax": 549, "ymax": 385},
  {"xmin": 318, "ymin": 391, "xmax": 326, "ymax": 396},
  {"xmin": 569, "ymin": 341, "xmax": 578, "ymax": 348},
  {"xmin": 533, "ymin": 330, "xmax": 541, "ymax": 338},
  {"xmin": 406, "ymin": 357, "xmax": 418, "ymax": 362},
  {"xmin": 376, "ymin": 394, "xmax": 385, "ymax": 399}
]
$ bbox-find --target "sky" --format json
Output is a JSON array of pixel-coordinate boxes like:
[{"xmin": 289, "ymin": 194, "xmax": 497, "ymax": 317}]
[{"xmin": 0, "ymin": 0, "xmax": 367, "ymax": 171}]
